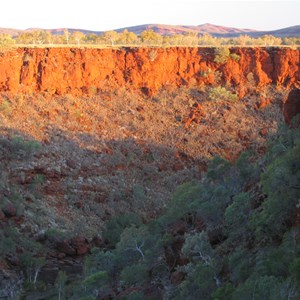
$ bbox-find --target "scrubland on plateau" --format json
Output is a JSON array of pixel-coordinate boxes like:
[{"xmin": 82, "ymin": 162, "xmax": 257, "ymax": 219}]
[{"xmin": 0, "ymin": 45, "xmax": 299, "ymax": 299}]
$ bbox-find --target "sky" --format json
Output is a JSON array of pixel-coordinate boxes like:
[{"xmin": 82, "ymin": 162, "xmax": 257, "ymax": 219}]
[{"xmin": 1, "ymin": 0, "xmax": 299, "ymax": 32}]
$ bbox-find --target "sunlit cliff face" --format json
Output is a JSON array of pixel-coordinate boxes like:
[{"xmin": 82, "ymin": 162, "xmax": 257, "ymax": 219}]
[{"xmin": 0, "ymin": 47, "xmax": 299, "ymax": 97}]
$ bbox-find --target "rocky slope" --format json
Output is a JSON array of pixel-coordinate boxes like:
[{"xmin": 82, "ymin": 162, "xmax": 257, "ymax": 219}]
[{"xmin": 0, "ymin": 46, "xmax": 299, "ymax": 298}]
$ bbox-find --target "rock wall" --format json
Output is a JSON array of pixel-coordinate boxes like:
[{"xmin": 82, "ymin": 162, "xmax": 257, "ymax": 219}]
[
  {"xmin": 284, "ymin": 88, "xmax": 300, "ymax": 124},
  {"xmin": 0, "ymin": 47, "xmax": 299, "ymax": 97}
]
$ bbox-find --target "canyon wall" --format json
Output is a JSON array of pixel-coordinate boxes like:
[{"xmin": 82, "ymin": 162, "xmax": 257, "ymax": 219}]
[{"xmin": 0, "ymin": 47, "xmax": 299, "ymax": 98}]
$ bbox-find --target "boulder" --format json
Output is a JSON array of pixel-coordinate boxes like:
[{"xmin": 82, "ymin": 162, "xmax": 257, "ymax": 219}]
[
  {"xmin": 71, "ymin": 236, "xmax": 90, "ymax": 255},
  {"xmin": 283, "ymin": 89, "xmax": 300, "ymax": 124},
  {"xmin": 2, "ymin": 203, "xmax": 17, "ymax": 217},
  {"xmin": 55, "ymin": 236, "xmax": 90, "ymax": 256},
  {"xmin": 0, "ymin": 209, "xmax": 5, "ymax": 220},
  {"xmin": 56, "ymin": 240, "xmax": 76, "ymax": 256}
]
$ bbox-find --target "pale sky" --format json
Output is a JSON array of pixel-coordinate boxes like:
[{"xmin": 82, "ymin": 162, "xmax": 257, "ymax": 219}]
[{"xmin": 1, "ymin": 0, "xmax": 299, "ymax": 32}]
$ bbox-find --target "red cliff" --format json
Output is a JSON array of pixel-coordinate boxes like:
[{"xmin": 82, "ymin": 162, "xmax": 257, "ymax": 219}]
[{"xmin": 0, "ymin": 47, "xmax": 299, "ymax": 97}]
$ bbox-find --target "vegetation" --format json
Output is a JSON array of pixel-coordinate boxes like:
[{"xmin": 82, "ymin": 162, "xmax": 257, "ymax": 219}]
[
  {"xmin": 214, "ymin": 47, "xmax": 230, "ymax": 63},
  {"xmin": 1, "ymin": 29, "xmax": 299, "ymax": 47},
  {"xmin": 0, "ymin": 83, "xmax": 298, "ymax": 298},
  {"xmin": 44, "ymin": 121, "xmax": 299, "ymax": 299},
  {"xmin": 208, "ymin": 87, "xmax": 239, "ymax": 102}
]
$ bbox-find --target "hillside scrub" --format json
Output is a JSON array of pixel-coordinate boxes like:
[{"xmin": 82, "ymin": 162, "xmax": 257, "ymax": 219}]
[
  {"xmin": 56, "ymin": 121, "xmax": 300, "ymax": 299},
  {"xmin": 0, "ymin": 84, "xmax": 298, "ymax": 298}
]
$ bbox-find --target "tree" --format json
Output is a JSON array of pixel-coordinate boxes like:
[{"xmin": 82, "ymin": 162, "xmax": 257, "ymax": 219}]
[
  {"xmin": 55, "ymin": 271, "xmax": 68, "ymax": 300},
  {"xmin": 231, "ymin": 275, "xmax": 284, "ymax": 300},
  {"xmin": 175, "ymin": 263, "xmax": 218, "ymax": 300},
  {"xmin": 198, "ymin": 33, "xmax": 218, "ymax": 46},
  {"xmin": 235, "ymin": 35, "xmax": 253, "ymax": 46},
  {"xmin": 103, "ymin": 31, "xmax": 119, "ymax": 46},
  {"xmin": 258, "ymin": 35, "xmax": 282, "ymax": 46},
  {"xmin": 0, "ymin": 34, "xmax": 15, "ymax": 46},
  {"xmin": 182, "ymin": 32, "xmax": 198, "ymax": 46},
  {"xmin": 103, "ymin": 212, "xmax": 142, "ymax": 246},
  {"xmin": 120, "ymin": 263, "xmax": 148, "ymax": 286},
  {"xmin": 81, "ymin": 271, "xmax": 109, "ymax": 297},
  {"xmin": 116, "ymin": 225, "xmax": 148, "ymax": 262},
  {"xmin": 224, "ymin": 192, "xmax": 251, "ymax": 241},
  {"xmin": 182, "ymin": 232, "xmax": 221, "ymax": 286},
  {"xmin": 31, "ymin": 30, "xmax": 51, "ymax": 44},
  {"xmin": 20, "ymin": 253, "xmax": 45, "ymax": 284},
  {"xmin": 251, "ymin": 141, "xmax": 300, "ymax": 241},
  {"xmin": 140, "ymin": 29, "xmax": 163, "ymax": 45},
  {"xmin": 228, "ymin": 247, "xmax": 253, "ymax": 284},
  {"xmin": 71, "ymin": 31, "xmax": 85, "ymax": 46},
  {"xmin": 64, "ymin": 29, "xmax": 70, "ymax": 44},
  {"xmin": 182, "ymin": 232, "xmax": 214, "ymax": 266},
  {"xmin": 118, "ymin": 29, "xmax": 138, "ymax": 45},
  {"xmin": 83, "ymin": 34, "xmax": 99, "ymax": 44},
  {"xmin": 16, "ymin": 32, "xmax": 34, "ymax": 44},
  {"xmin": 163, "ymin": 34, "xmax": 184, "ymax": 46}
]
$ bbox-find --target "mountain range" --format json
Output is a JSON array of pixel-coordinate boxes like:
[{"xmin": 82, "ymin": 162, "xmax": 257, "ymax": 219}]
[{"xmin": 0, "ymin": 23, "xmax": 299, "ymax": 37}]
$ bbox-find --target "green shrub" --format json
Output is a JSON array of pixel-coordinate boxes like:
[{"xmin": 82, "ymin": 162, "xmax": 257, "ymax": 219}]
[
  {"xmin": 231, "ymin": 275, "xmax": 283, "ymax": 300},
  {"xmin": 121, "ymin": 291, "xmax": 145, "ymax": 300},
  {"xmin": 3, "ymin": 136, "xmax": 42, "ymax": 159},
  {"xmin": 103, "ymin": 213, "xmax": 142, "ymax": 246},
  {"xmin": 120, "ymin": 264, "xmax": 148, "ymax": 286},
  {"xmin": 230, "ymin": 53, "xmax": 240, "ymax": 61},
  {"xmin": 251, "ymin": 141, "xmax": 300, "ymax": 241},
  {"xmin": 212, "ymin": 283, "xmax": 235, "ymax": 300},
  {"xmin": 208, "ymin": 87, "xmax": 238, "ymax": 102},
  {"xmin": 214, "ymin": 47, "xmax": 230, "ymax": 64},
  {"xmin": 0, "ymin": 99, "xmax": 12, "ymax": 114},
  {"xmin": 44, "ymin": 228, "xmax": 68, "ymax": 241},
  {"xmin": 82, "ymin": 271, "xmax": 108, "ymax": 286}
]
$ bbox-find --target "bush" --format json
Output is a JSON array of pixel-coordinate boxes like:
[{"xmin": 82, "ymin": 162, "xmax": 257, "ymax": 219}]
[
  {"xmin": 208, "ymin": 87, "xmax": 238, "ymax": 102},
  {"xmin": 214, "ymin": 47, "xmax": 230, "ymax": 64},
  {"xmin": 120, "ymin": 264, "xmax": 148, "ymax": 286},
  {"xmin": 0, "ymin": 99, "xmax": 12, "ymax": 114},
  {"xmin": 1, "ymin": 136, "xmax": 41, "ymax": 159},
  {"xmin": 230, "ymin": 53, "xmax": 240, "ymax": 61},
  {"xmin": 103, "ymin": 213, "xmax": 142, "ymax": 246},
  {"xmin": 121, "ymin": 291, "xmax": 145, "ymax": 300},
  {"xmin": 251, "ymin": 141, "xmax": 300, "ymax": 241}
]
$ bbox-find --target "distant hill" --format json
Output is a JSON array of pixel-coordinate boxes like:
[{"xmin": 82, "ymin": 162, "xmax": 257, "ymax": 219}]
[
  {"xmin": 115, "ymin": 23, "xmax": 256, "ymax": 36},
  {"xmin": 0, "ymin": 28, "xmax": 23, "ymax": 36},
  {"xmin": 0, "ymin": 27, "xmax": 102, "ymax": 36},
  {"xmin": 264, "ymin": 25, "xmax": 300, "ymax": 37},
  {"xmin": 0, "ymin": 23, "xmax": 299, "ymax": 38}
]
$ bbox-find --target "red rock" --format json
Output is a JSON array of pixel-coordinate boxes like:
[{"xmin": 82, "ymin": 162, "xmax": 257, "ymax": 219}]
[
  {"xmin": 0, "ymin": 209, "xmax": 5, "ymax": 220},
  {"xmin": 2, "ymin": 203, "xmax": 17, "ymax": 217},
  {"xmin": 0, "ymin": 47, "xmax": 298, "ymax": 97},
  {"xmin": 91, "ymin": 236, "xmax": 104, "ymax": 248},
  {"xmin": 260, "ymin": 127, "xmax": 268, "ymax": 136},
  {"xmin": 56, "ymin": 240, "xmax": 76, "ymax": 255},
  {"xmin": 283, "ymin": 89, "xmax": 300, "ymax": 124},
  {"xmin": 55, "ymin": 236, "xmax": 90, "ymax": 256},
  {"xmin": 184, "ymin": 102, "xmax": 206, "ymax": 128},
  {"xmin": 57, "ymin": 252, "xmax": 66, "ymax": 259},
  {"xmin": 170, "ymin": 270, "xmax": 185, "ymax": 284},
  {"xmin": 256, "ymin": 97, "xmax": 271, "ymax": 109},
  {"xmin": 71, "ymin": 236, "xmax": 90, "ymax": 255},
  {"xmin": 172, "ymin": 162, "xmax": 184, "ymax": 171},
  {"xmin": 158, "ymin": 163, "xmax": 169, "ymax": 172},
  {"xmin": 74, "ymin": 202, "xmax": 83, "ymax": 209},
  {"xmin": 66, "ymin": 159, "xmax": 77, "ymax": 169},
  {"xmin": 168, "ymin": 220, "xmax": 186, "ymax": 235}
]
